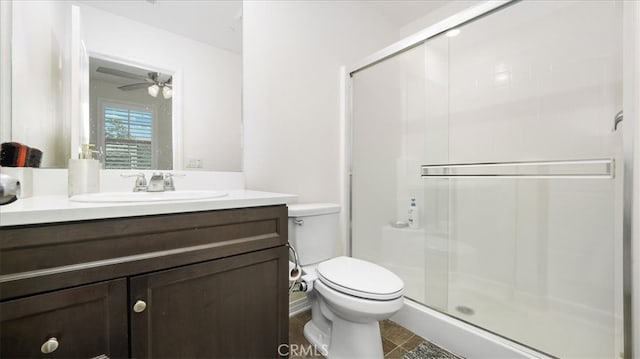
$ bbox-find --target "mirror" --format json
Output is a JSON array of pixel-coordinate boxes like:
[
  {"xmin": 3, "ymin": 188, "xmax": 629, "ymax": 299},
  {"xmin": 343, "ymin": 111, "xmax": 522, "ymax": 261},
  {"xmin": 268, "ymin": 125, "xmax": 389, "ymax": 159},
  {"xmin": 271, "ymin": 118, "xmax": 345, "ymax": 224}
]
[{"xmin": 5, "ymin": 0, "xmax": 243, "ymax": 171}]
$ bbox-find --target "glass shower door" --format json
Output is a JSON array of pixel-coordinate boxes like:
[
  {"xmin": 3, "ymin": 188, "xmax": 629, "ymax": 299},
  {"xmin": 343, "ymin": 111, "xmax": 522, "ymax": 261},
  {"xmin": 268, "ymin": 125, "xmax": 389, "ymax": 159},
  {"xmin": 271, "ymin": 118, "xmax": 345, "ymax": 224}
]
[{"xmin": 351, "ymin": 1, "xmax": 623, "ymax": 357}]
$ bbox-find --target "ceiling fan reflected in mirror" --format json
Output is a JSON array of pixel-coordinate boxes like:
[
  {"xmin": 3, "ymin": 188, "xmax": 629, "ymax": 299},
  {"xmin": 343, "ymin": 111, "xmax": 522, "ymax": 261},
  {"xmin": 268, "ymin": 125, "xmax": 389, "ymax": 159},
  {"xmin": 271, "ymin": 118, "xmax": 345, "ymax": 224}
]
[{"xmin": 95, "ymin": 66, "xmax": 173, "ymax": 99}]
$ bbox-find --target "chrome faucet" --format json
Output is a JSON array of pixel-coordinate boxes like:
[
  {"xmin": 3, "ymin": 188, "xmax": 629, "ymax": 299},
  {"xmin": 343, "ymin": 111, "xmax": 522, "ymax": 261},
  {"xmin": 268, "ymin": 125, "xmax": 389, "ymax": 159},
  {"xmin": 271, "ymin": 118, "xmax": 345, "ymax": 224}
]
[
  {"xmin": 146, "ymin": 173, "xmax": 165, "ymax": 192},
  {"xmin": 163, "ymin": 173, "xmax": 178, "ymax": 191},
  {"xmin": 121, "ymin": 173, "xmax": 148, "ymax": 192},
  {"xmin": 121, "ymin": 172, "xmax": 182, "ymax": 192}
]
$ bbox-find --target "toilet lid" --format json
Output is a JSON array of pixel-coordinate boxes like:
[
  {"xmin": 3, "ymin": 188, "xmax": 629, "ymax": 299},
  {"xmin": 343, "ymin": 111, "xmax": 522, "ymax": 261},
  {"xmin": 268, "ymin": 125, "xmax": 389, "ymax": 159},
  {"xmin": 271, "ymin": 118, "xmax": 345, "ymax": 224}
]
[{"xmin": 317, "ymin": 256, "xmax": 404, "ymax": 301}]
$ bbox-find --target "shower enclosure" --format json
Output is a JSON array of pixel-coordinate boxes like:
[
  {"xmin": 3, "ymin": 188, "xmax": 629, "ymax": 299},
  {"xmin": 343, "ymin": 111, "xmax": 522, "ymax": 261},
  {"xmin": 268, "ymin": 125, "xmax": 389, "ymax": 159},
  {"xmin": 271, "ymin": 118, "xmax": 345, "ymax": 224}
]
[{"xmin": 350, "ymin": 1, "xmax": 627, "ymax": 357}]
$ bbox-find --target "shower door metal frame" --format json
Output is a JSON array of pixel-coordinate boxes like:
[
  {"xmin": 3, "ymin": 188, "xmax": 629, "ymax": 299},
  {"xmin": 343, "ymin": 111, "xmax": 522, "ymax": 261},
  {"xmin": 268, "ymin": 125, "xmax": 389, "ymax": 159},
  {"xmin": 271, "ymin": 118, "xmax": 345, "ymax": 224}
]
[
  {"xmin": 622, "ymin": 2, "xmax": 639, "ymax": 358},
  {"xmin": 345, "ymin": 1, "xmax": 637, "ymax": 357}
]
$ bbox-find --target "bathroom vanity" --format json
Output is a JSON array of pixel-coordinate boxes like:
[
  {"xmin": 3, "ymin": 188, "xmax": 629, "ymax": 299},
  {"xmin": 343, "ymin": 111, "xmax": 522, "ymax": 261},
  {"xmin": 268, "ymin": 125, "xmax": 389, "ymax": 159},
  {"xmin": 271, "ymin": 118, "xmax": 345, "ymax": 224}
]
[{"xmin": 0, "ymin": 191, "xmax": 294, "ymax": 358}]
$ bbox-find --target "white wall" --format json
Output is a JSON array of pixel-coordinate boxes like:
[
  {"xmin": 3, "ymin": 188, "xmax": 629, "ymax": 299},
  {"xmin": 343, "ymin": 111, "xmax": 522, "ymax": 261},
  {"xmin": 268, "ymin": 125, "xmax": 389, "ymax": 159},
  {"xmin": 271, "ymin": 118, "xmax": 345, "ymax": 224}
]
[
  {"xmin": 243, "ymin": 1, "xmax": 398, "ymax": 204},
  {"xmin": 11, "ymin": 1, "xmax": 71, "ymax": 168},
  {"xmin": 78, "ymin": 4, "xmax": 242, "ymax": 171},
  {"xmin": 0, "ymin": 1, "xmax": 12, "ymax": 144},
  {"xmin": 396, "ymin": 0, "xmax": 481, "ymax": 40}
]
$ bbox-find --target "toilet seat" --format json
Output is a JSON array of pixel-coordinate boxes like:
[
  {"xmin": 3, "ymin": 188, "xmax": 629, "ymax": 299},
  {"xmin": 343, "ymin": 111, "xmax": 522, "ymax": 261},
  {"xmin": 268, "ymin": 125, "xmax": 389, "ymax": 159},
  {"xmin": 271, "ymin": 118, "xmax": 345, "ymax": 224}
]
[{"xmin": 317, "ymin": 256, "xmax": 404, "ymax": 301}]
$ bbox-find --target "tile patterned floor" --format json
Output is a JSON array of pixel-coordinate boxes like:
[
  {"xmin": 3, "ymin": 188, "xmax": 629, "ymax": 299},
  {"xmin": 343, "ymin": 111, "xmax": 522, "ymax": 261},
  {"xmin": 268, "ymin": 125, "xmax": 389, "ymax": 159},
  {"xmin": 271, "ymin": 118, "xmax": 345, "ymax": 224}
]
[
  {"xmin": 379, "ymin": 319, "xmax": 425, "ymax": 358},
  {"xmin": 288, "ymin": 309, "xmax": 462, "ymax": 358}
]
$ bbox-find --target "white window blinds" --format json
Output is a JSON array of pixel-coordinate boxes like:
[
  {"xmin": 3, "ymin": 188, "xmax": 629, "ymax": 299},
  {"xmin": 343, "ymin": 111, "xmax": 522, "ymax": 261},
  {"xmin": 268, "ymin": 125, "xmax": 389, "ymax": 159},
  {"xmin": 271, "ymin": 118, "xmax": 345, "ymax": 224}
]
[{"xmin": 104, "ymin": 106, "xmax": 153, "ymax": 169}]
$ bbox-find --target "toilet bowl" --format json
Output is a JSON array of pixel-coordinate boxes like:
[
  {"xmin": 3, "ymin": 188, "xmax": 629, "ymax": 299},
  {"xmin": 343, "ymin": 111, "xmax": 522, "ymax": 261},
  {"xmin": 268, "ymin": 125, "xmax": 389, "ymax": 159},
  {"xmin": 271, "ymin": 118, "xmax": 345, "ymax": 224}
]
[
  {"xmin": 302, "ymin": 257, "xmax": 404, "ymax": 358},
  {"xmin": 289, "ymin": 204, "xmax": 405, "ymax": 358}
]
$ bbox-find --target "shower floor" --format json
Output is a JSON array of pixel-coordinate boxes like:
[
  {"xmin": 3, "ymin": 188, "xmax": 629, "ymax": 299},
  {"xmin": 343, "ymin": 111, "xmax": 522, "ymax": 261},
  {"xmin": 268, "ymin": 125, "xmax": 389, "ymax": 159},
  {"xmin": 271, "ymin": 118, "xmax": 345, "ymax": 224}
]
[
  {"xmin": 384, "ymin": 258, "xmax": 618, "ymax": 358},
  {"xmin": 444, "ymin": 284, "xmax": 617, "ymax": 358}
]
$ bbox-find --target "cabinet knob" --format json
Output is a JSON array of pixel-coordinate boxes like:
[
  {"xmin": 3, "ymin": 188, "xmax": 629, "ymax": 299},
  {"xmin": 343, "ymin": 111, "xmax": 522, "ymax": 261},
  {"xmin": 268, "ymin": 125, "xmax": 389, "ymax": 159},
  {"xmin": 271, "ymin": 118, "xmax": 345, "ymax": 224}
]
[
  {"xmin": 40, "ymin": 337, "xmax": 59, "ymax": 354},
  {"xmin": 133, "ymin": 300, "xmax": 147, "ymax": 313}
]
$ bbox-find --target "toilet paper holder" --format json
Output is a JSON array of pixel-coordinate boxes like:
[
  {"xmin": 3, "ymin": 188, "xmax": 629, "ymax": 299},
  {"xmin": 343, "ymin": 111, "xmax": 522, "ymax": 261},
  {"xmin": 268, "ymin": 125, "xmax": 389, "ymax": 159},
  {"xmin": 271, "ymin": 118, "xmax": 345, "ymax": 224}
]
[{"xmin": 287, "ymin": 242, "xmax": 301, "ymax": 281}]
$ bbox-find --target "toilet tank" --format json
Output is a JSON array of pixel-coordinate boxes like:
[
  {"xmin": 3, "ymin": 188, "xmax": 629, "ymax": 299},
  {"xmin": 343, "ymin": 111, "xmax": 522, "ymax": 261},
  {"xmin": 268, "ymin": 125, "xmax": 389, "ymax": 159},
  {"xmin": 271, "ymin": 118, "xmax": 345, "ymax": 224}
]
[{"xmin": 288, "ymin": 203, "xmax": 341, "ymax": 266}]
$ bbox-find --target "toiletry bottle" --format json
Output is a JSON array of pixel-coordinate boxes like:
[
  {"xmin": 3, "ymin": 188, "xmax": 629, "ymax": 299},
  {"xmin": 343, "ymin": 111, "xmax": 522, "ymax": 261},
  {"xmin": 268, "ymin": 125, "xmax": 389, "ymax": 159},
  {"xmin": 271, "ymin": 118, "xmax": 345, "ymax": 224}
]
[
  {"xmin": 68, "ymin": 144, "xmax": 100, "ymax": 197},
  {"xmin": 408, "ymin": 197, "xmax": 419, "ymax": 229}
]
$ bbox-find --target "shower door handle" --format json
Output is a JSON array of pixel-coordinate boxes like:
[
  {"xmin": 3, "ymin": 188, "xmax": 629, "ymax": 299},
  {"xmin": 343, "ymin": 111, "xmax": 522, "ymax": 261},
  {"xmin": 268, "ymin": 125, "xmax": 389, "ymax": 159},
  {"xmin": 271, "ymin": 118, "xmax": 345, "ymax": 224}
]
[{"xmin": 614, "ymin": 110, "xmax": 623, "ymax": 131}]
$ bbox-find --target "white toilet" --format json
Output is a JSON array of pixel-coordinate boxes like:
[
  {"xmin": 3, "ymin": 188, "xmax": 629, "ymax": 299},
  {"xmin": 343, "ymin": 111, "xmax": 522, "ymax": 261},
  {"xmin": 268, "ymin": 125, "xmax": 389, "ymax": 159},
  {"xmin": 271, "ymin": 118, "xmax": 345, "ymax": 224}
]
[{"xmin": 288, "ymin": 203, "xmax": 405, "ymax": 359}]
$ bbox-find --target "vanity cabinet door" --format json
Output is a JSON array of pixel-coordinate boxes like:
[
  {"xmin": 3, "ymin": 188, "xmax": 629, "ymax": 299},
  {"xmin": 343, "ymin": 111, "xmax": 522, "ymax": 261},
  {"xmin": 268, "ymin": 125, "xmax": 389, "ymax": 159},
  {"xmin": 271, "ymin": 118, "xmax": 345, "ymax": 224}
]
[
  {"xmin": 130, "ymin": 246, "xmax": 289, "ymax": 358},
  {"xmin": 0, "ymin": 279, "xmax": 128, "ymax": 358}
]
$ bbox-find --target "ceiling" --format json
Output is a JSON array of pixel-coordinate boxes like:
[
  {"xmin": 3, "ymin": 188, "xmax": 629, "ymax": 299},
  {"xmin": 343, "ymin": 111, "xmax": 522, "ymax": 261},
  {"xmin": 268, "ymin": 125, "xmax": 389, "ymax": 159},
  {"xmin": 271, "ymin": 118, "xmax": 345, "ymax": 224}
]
[
  {"xmin": 78, "ymin": 0, "xmax": 447, "ymax": 56},
  {"xmin": 78, "ymin": 0, "xmax": 243, "ymax": 54},
  {"xmin": 366, "ymin": 1, "xmax": 449, "ymax": 29}
]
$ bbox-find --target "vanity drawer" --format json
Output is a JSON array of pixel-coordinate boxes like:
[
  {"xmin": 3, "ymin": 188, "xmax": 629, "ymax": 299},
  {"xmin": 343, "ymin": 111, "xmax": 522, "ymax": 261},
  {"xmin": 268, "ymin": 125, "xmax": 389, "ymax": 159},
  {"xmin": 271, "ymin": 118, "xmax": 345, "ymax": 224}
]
[
  {"xmin": 0, "ymin": 279, "xmax": 128, "ymax": 358},
  {"xmin": 0, "ymin": 205, "xmax": 287, "ymax": 299},
  {"xmin": 1, "ymin": 206, "xmax": 286, "ymax": 274}
]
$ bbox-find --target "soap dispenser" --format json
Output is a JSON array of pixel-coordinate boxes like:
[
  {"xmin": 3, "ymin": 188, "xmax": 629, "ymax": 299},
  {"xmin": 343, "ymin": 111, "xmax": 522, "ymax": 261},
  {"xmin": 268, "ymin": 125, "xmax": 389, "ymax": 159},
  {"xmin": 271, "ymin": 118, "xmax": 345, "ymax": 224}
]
[
  {"xmin": 68, "ymin": 144, "xmax": 100, "ymax": 197},
  {"xmin": 408, "ymin": 197, "xmax": 420, "ymax": 229}
]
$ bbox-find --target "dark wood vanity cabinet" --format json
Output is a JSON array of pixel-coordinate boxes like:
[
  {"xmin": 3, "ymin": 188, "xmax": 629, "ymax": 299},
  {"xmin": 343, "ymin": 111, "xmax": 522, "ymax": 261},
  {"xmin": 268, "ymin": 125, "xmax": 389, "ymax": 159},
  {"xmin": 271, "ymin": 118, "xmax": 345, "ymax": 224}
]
[{"xmin": 0, "ymin": 205, "xmax": 289, "ymax": 358}]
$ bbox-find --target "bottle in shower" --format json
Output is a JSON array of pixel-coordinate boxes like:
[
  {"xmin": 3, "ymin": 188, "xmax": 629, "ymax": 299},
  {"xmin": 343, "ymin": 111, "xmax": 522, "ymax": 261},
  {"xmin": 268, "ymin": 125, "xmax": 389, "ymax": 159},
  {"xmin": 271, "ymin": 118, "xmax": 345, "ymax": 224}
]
[{"xmin": 408, "ymin": 197, "xmax": 419, "ymax": 229}]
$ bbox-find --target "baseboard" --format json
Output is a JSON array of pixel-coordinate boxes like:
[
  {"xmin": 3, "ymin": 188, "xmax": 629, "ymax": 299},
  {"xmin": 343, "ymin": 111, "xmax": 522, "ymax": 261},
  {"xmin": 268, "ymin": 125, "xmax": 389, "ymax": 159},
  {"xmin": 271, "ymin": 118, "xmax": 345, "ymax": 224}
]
[{"xmin": 289, "ymin": 296, "xmax": 311, "ymax": 317}]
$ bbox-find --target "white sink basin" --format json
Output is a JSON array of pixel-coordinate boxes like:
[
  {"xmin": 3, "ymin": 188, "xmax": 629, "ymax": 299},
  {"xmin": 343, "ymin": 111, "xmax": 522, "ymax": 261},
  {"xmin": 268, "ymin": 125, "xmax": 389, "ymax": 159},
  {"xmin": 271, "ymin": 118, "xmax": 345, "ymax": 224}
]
[{"xmin": 70, "ymin": 190, "xmax": 228, "ymax": 203}]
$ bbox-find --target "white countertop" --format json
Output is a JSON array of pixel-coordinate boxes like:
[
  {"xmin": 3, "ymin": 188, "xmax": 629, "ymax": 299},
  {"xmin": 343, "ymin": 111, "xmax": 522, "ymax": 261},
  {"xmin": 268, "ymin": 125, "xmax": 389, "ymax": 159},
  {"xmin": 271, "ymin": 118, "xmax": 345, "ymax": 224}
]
[{"xmin": 0, "ymin": 190, "xmax": 297, "ymax": 226}]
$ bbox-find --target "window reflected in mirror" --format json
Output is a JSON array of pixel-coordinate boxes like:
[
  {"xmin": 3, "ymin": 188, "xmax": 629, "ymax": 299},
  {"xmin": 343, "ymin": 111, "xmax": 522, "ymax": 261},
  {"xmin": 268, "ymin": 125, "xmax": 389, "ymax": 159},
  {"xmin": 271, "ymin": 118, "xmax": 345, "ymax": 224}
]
[{"xmin": 89, "ymin": 57, "xmax": 173, "ymax": 170}]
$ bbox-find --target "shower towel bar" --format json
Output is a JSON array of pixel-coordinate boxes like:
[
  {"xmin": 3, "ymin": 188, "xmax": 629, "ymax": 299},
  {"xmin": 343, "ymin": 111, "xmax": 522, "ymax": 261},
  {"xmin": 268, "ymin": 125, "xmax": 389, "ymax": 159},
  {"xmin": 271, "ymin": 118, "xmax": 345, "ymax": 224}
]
[{"xmin": 421, "ymin": 159, "xmax": 614, "ymax": 179}]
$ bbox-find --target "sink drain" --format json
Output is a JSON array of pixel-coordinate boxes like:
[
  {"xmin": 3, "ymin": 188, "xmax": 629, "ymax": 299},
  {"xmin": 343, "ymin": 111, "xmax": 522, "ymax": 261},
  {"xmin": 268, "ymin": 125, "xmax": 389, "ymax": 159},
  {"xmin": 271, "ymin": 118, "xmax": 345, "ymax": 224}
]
[{"xmin": 455, "ymin": 305, "xmax": 475, "ymax": 315}]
